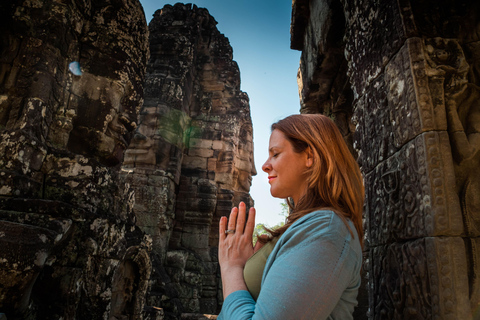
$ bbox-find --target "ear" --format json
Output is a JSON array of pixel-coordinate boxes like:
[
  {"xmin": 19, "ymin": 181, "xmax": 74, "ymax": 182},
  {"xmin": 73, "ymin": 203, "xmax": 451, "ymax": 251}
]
[{"xmin": 306, "ymin": 147, "xmax": 313, "ymax": 168}]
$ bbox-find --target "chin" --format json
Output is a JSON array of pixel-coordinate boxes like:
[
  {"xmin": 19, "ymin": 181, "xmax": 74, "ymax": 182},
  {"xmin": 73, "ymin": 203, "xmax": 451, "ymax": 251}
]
[
  {"xmin": 269, "ymin": 189, "xmax": 285, "ymax": 200},
  {"xmin": 98, "ymin": 141, "xmax": 127, "ymax": 166},
  {"xmin": 99, "ymin": 145, "xmax": 123, "ymax": 166}
]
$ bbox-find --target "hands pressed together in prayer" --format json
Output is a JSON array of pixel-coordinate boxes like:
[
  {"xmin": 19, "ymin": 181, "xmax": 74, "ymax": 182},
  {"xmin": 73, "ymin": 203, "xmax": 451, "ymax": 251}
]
[{"xmin": 218, "ymin": 202, "xmax": 263, "ymax": 298}]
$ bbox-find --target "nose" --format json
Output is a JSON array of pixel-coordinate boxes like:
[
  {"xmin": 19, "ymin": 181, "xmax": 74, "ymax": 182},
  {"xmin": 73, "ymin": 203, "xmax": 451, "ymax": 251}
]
[{"xmin": 262, "ymin": 159, "xmax": 271, "ymax": 173}]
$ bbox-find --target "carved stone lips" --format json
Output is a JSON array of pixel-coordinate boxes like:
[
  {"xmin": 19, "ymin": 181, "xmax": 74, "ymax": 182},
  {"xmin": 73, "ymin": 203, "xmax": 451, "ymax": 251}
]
[
  {"xmin": 108, "ymin": 113, "xmax": 137, "ymax": 149},
  {"xmin": 119, "ymin": 114, "xmax": 137, "ymax": 132}
]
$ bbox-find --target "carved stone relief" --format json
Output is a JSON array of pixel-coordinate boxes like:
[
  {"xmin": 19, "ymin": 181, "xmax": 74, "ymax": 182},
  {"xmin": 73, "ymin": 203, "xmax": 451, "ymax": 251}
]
[
  {"xmin": 363, "ymin": 131, "xmax": 462, "ymax": 246},
  {"xmin": 291, "ymin": 0, "xmax": 480, "ymax": 318},
  {"xmin": 423, "ymin": 35, "xmax": 480, "ymax": 313},
  {"xmin": 369, "ymin": 237, "xmax": 469, "ymax": 319},
  {"xmin": 342, "ymin": 0, "xmax": 407, "ymax": 98},
  {"xmin": 349, "ymin": 1, "xmax": 478, "ymax": 318}
]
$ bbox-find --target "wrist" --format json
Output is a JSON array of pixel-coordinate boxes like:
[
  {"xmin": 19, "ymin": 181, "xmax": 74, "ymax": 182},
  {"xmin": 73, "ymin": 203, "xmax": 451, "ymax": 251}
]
[
  {"xmin": 220, "ymin": 266, "xmax": 248, "ymax": 299},
  {"xmin": 220, "ymin": 264, "xmax": 245, "ymax": 275}
]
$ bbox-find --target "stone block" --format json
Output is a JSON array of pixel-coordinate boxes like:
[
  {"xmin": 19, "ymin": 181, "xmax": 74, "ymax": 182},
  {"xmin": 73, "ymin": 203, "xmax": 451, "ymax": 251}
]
[
  {"xmin": 212, "ymin": 140, "xmax": 224, "ymax": 150},
  {"xmin": 182, "ymin": 156, "xmax": 208, "ymax": 170},
  {"xmin": 176, "ymin": 198, "xmax": 216, "ymax": 214},
  {"xmin": 189, "ymin": 138, "xmax": 213, "ymax": 149},
  {"xmin": 197, "ymin": 179, "xmax": 217, "ymax": 195},
  {"xmin": 215, "ymin": 172, "xmax": 234, "ymax": 186},
  {"xmin": 188, "ymin": 147, "xmax": 214, "ymax": 158},
  {"xmin": 201, "ymin": 81, "xmax": 225, "ymax": 92},
  {"xmin": 199, "ymin": 298, "xmax": 218, "ymax": 315},
  {"xmin": 207, "ymin": 158, "xmax": 217, "ymax": 171},
  {"xmin": 365, "ymin": 131, "xmax": 463, "ymax": 246},
  {"xmin": 182, "ymin": 231, "xmax": 209, "ymax": 250},
  {"xmin": 353, "ymin": 38, "xmax": 442, "ymax": 172},
  {"xmin": 343, "ymin": 0, "xmax": 407, "ymax": 96},
  {"xmin": 235, "ymin": 158, "xmax": 252, "ymax": 172}
]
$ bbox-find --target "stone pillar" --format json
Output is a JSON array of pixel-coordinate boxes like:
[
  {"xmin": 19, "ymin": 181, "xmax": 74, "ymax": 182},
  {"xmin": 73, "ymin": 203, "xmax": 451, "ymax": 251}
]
[
  {"xmin": 291, "ymin": 0, "xmax": 480, "ymax": 318},
  {"xmin": 122, "ymin": 3, "xmax": 256, "ymax": 317}
]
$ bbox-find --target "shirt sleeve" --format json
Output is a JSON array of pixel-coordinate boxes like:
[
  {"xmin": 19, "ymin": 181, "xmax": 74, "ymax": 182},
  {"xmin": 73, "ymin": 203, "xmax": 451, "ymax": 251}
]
[
  {"xmin": 218, "ymin": 290, "xmax": 256, "ymax": 320},
  {"xmin": 218, "ymin": 212, "xmax": 361, "ymax": 320}
]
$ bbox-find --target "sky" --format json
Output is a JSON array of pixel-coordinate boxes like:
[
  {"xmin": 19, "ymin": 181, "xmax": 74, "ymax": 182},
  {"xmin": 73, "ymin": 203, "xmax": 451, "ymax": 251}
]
[{"xmin": 139, "ymin": 1, "xmax": 302, "ymax": 227}]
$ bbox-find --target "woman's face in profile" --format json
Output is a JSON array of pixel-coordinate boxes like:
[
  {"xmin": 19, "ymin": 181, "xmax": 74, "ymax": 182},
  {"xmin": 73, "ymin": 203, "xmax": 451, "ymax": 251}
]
[{"xmin": 262, "ymin": 129, "xmax": 309, "ymax": 203}]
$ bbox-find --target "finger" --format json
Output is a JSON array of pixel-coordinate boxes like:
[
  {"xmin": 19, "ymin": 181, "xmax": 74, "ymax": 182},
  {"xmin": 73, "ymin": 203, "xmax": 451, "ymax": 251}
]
[
  {"xmin": 219, "ymin": 216, "xmax": 227, "ymax": 241},
  {"xmin": 235, "ymin": 202, "xmax": 247, "ymax": 234},
  {"xmin": 227, "ymin": 207, "xmax": 238, "ymax": 232},
  {"xmin": 244, "ymin": 207, "xmax": 256, "ymax": 237}
]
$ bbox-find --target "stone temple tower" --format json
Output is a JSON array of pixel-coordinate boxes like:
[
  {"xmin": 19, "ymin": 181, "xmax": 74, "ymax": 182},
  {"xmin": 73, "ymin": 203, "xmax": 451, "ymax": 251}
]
[{"xmin": 122, "ymin": 3, "xmax": 256, "ymax": 317}]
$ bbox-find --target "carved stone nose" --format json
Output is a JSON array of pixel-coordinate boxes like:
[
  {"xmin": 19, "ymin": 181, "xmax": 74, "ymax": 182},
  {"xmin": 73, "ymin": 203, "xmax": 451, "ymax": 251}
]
[{"xmin": 118, "ymin": 113, "xmax": 137, "ymax": 132}]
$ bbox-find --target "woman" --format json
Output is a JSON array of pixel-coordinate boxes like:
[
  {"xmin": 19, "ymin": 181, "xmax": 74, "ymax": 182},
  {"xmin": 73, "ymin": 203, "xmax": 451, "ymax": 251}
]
[{"xmin": 218, "ymin": 114, "xmax": 364, "ymax": 319}]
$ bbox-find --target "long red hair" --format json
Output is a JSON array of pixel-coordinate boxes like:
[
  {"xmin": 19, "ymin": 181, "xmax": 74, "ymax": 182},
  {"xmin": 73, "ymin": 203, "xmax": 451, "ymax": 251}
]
[{"xmin": 266, "ymin": 114, "xmax": 364, "ymax": 247}]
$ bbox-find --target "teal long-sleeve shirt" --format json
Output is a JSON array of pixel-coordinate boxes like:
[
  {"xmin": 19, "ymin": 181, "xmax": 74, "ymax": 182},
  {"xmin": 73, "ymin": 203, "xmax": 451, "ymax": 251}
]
[{"xmin": 218, "ymin": 210, "xmax": 363, "ymax": 320}]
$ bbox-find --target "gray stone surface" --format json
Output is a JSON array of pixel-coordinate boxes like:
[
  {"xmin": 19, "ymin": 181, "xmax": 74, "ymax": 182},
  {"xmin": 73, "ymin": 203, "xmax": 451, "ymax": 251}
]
[{"xmin": 0, "ymin": 0, "xmax": 151, "ymax": 318}]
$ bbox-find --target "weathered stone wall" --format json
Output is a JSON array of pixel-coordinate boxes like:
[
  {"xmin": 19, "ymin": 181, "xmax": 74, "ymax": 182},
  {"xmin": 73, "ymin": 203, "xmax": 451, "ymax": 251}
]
[
  {"xmin": 122, "ymin": 3, "xmax": 255, "ymax": 318},
  {"xmin": 291, "ymin": 0, "xmax": 480, "ymax": 318},
  {"xmin": 291, "ymin": 0, "xmax": 355, "ymax": 154},
  {"xmin": 0, "ymin": 0, "xmax": 151, "ymax": 319}
]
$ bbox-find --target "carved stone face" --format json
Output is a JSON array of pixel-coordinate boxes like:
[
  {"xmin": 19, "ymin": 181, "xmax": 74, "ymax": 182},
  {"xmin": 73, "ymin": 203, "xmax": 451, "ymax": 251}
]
[
  {"xmin": 0, "ymin": 0, "xmax": 149, "ymax": 317},
  {"xmin": 424, "ymin": 38, "xmax": 469, "ymax": 83},
  {"xmin": 62, "ymin": 0, "xmax": 145, "ymax": 167},
  {"xmin": 67, "ymin": 73, "xmax": 137, "ymax": 166}
]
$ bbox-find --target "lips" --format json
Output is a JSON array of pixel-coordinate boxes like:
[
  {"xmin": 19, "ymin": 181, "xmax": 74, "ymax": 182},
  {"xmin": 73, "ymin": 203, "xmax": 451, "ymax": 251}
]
[{"xmin": 268, "ymin": 176, "xmax": 276, "ymax": 183}]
